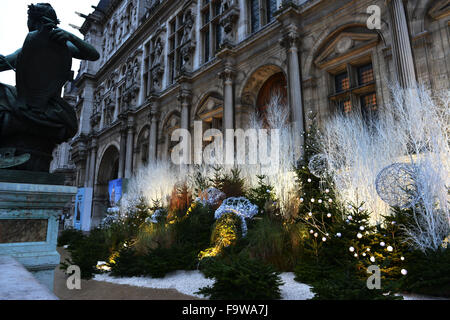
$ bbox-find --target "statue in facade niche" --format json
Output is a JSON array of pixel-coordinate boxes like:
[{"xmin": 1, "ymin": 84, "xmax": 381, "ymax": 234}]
[
  {"xmin": 220, "ymin": 0, "xmax": 234, "ymax": 14},
  {"xmin": 153, "ymin": 38, "xmax": 163, "ymax": 67},
  {"xmin": 181, "ymin": 10, "xmax": 194, "ymax": 44},
  {"xmin": 0, "ymin": 3, "xmax": 100, "ymax": 171}
]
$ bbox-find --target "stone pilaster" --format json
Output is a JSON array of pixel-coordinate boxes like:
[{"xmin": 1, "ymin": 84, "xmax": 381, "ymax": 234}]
[
  {"xmin": 178, "ymin": 89, "xmax": 192, "ymax": 131},
  {"xmin": 84, "ymin": 147, "xmax": 91, "ymax": 188},
  {"xmin": 118, "ymin": 115, "xmax": 127, "ymax": 179},
  {"xmin": 218, "ymin": 50, "xmax": 236, "ymax": 131},
  {"xmin": 278, "ymin": 6, "xmax": 305, "ymax": 160},
  {"xmin": 88, "ymin": 137, "xmax": 97, "ymax": 187},
  {"xmin": 387, "ymin": 0, "xmax": 417, "ymax": 88},
  {"xmin": 125, "ymin": 115, "xmax": 135, "ymax": 179},
  {"xmin": 148, "ymin": 102, "xmax": 159, "ymax": 164}
]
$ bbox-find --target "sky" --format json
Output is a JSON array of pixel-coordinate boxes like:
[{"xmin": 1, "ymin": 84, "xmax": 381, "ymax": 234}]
[{"xmin": 0, "ymin": 0, "xmax": 98, "ymax": 85}]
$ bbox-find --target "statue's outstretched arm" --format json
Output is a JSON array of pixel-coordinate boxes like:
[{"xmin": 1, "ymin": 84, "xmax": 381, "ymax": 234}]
[
  {"xmin": 0, "ymin": 49, "xmax": 21, "ymax": 72},
  {"xmin": 49, "ymin": 28, "xmax": 100, "ymax": 61}
]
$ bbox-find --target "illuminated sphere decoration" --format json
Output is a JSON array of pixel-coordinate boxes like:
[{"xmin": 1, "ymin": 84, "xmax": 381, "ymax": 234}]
[
  {"xmin": 308, "ymin": 154, "xmax": 329, "ymax": 178},
  {"xmin": 375, "ymin": 162, "xmax": 419, "ymax": 209}
]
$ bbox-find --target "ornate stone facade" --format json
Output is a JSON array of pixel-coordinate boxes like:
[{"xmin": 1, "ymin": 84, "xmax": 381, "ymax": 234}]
[{"xmin": 52, "ymin": 0, "xmax": 450, "ymax": 229}]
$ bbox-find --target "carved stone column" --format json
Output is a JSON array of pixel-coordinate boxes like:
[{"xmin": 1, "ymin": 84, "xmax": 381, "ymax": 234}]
[
  {"xmin": 278, "ymin": 7, "xmax": 305, "ymax": 160},
  {"xmin": 84, "ymin": 147, "xmax": 91, "ymax": 187},
  {"xmin": 218, "ymin": 52, "xmax": 236, "ymax": 131},
  {"xmin": 148, "ymin": 103, "xmax": 159, "ymax": 164},
  {"xmin": 125, "ymin": 115, "xmax": 135, "ymax": 179},
  {"xmin": 118, "ymin": 115, "xmax": 127, "ymax": 179},
  {"xmin": 387, "ymin": 0, "xmax": 417, "ymax": 88},
  {"xmin": 88, "ymin": 137, "xmax": 97, "ymax": 187},
  {"xmin": 178, "ymin": 89, "xmax": 192, "ymax": 131}
]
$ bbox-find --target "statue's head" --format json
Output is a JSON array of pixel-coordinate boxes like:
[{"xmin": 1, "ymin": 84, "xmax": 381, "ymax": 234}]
[{"xmin": 27, "ymin": 3, "xmax": 60, "ymax": 31}]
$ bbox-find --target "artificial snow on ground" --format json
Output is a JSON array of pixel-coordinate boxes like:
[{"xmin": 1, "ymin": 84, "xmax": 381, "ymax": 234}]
[
  {"xmin": 94, "ymin": 271, "xmax": 447, "ymax": 300},
  {"xmin": 94, "ymin": 271, "xmax": 315, "ymax": 300}
]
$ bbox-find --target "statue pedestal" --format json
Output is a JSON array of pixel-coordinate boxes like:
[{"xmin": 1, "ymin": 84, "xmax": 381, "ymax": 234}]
[{"xmin": 0, "ymin": 171, "xmax": 77, "ymax": 292}]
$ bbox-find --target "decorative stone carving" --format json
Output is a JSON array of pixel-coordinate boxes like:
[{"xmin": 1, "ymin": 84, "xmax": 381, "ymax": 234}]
[
  {"xmin": 151, "ymin": 37, "xmax": 165, "ymax": 89},
  {"xmin": 219, "ymin": 1, "xmax": 239, "ymax": 47},
  {"xmin": 180, "ymin": 9, "xmax": 196, "ymax": 72}
]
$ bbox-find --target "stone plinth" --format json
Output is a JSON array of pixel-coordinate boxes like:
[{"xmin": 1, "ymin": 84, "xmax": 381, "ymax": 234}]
[
  {"xmin": 0, "ymin": 174, "xmax": 77, "ymax": 292},
  {"xmin": 0, "ymin": 256, "xmax": 58, "ymax": 300}
]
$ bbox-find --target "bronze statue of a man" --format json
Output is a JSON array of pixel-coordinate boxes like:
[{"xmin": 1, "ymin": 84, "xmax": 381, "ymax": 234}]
[{"xmin": 0, "ymin": 3, "xmax": 99, "ymax": 171}]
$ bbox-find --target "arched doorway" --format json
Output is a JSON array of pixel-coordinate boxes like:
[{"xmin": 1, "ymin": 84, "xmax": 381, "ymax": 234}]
[
  {"xmin": 241, "ymin": 65, "xmax": 288, "ymax": 128},
  {"xmin": 256, "ymin": 72, "xmax": 288, "ymax": 119},
  {"xmin": 92, "ymin": 145, "xmax": 120, "ymax": 228},
  {"xmin": 135, "ymin": 126, "xmax": 150, "ymax": 169},
  {"xmin": 160, "ymin": 111, "xmax": 181, "ymax": 162}
]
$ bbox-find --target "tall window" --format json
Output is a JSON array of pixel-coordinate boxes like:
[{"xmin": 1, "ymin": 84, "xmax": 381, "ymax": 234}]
[
  {"xmin": 249, "ymin": 0, "xmax": 278, "ymax": 34},
  {"xmin": 330, "ymin": 60, "xmax": 377, "ymax": 117},
  {"xmin": 250, "ymin": 0, "xmax": 260, "ymax": 33},
  {"xmin": 265, "ymin": 0, "xmax": 277, "ymax": 23},
  {"xmin": 168, "ymin": 13, "xmax": 189, "ymax": 84},
  {"xmin": 201, "ymin": 0, "xmax": 223, "ymax": 63},
  {"xmin": 143, "ymin": 41, "xmax": 151, "ymax": 95}
]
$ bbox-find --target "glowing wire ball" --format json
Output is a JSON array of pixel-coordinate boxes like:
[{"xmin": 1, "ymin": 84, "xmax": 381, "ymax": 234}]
[
  {"xmin": 375, "ymin": 163, "xmax": 418, "ymax": 209},
  {"xmin": 308, "ymin": 154, "xmax": 329, "ymax": 178}
]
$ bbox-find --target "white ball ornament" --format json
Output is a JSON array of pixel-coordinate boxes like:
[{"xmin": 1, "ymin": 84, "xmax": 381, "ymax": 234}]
[
  {"xmin": 318, "ymin": 199, "xmax": 323, "ymax": 204},
  {"xmin": 336, "ymin": 233, "xmax": 342, "ymax": 237},
  {"xmin": 354, "ymin": 253, "xmax": 358, "ymax": 258},
  {"xmin": 380, "ymin": 242, "xmax": 386, "ymax": 247},
  {"xmin": 357, "ymin": 233, "xmax": 363, "ymax": 239},
  {"xmin": 325, "ymin": 189, "xmax": 330, "ymax": 193},
  {"xmin": 349, "ymin": 246, "xmax": 355, "ymax": 252},
  {"xmin": 308, "ymin": 212, "xmax": 313, "ymax": 217},
  {"xmin": 328, "ymin": 199, "xmax": 333, "ymax": 203},
  {"xmin": 327, "ymin": 213, "xmax": 332, "ymax": 218},
  {"xmin": 359, "ymin": 226, "xmax": 365, "ymax": 231},
  {"xmin": 311, "ymin": 198, "xmax": 315, "ymax": 203},
  {"xmin": 387, "ymin": 246, "xmax": 393, "ymax": 252},
  {"xmin": 310, "ymin": 230, "xmax": 314, "ymax": 234},
  {"xmin": 400, "ymin": 256, "xmax": 405, "ymax": 261},
  {"xmin": 401, "ymin": 269, "xmax": 408, "ymax": 276},
  {"xmin": 300, "ymin": 198, "xmax": 304, "ymax": 203},
  {"xmin": 307, "ymin": 178, "xmax": 312, "ymax": 183},
  {"xmin": 370, "ymin": 256, "xmax": 376, "ymax": 263},
  {"xmin": 322, "ymin": 237, "xmax": 327, "ymax": 242},
  {"xmin": 347, "ymin": 215, "xmax": 353, "ymax": 220}
]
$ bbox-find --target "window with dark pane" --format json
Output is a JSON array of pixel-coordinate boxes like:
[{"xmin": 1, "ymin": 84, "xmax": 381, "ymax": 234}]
[
  {"xmin": 337, "ymin": 98, "xmax": 352, "ymax": 114},
  {"xmin": 358, "ymin": 63, "xmax": 374, "ymax": 86},
  {"xmin": 169, "ymin": 54, "xmax": 175, "ymax": 84},
  {"xmin": 204, "ymin": 29, "xmax": 210, "ymax": 62},
  {"xmin": 361, "ymin": 93, "xmax": 377, "ymax": 112},
  {"xmin": 266, "ymin": 0, "xmax": 277, "ymax": 23},
  {"xmin": 214, "ymin": 1, "xmax": 221, "ymax": 17},
  {"xmin": 335, "ymin": 72, "xmax": 350, "ymax": 93},
  {"xmin": 215, "ymin": 24, "xmax": 222, "ymax": 51},
  {"xmin": 250, "ymin": 0, "xmax": 260, "ymax": 33},
  {"xmin": 203, "ymin": 8, "xmax": 210, "ymax": 25}
]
